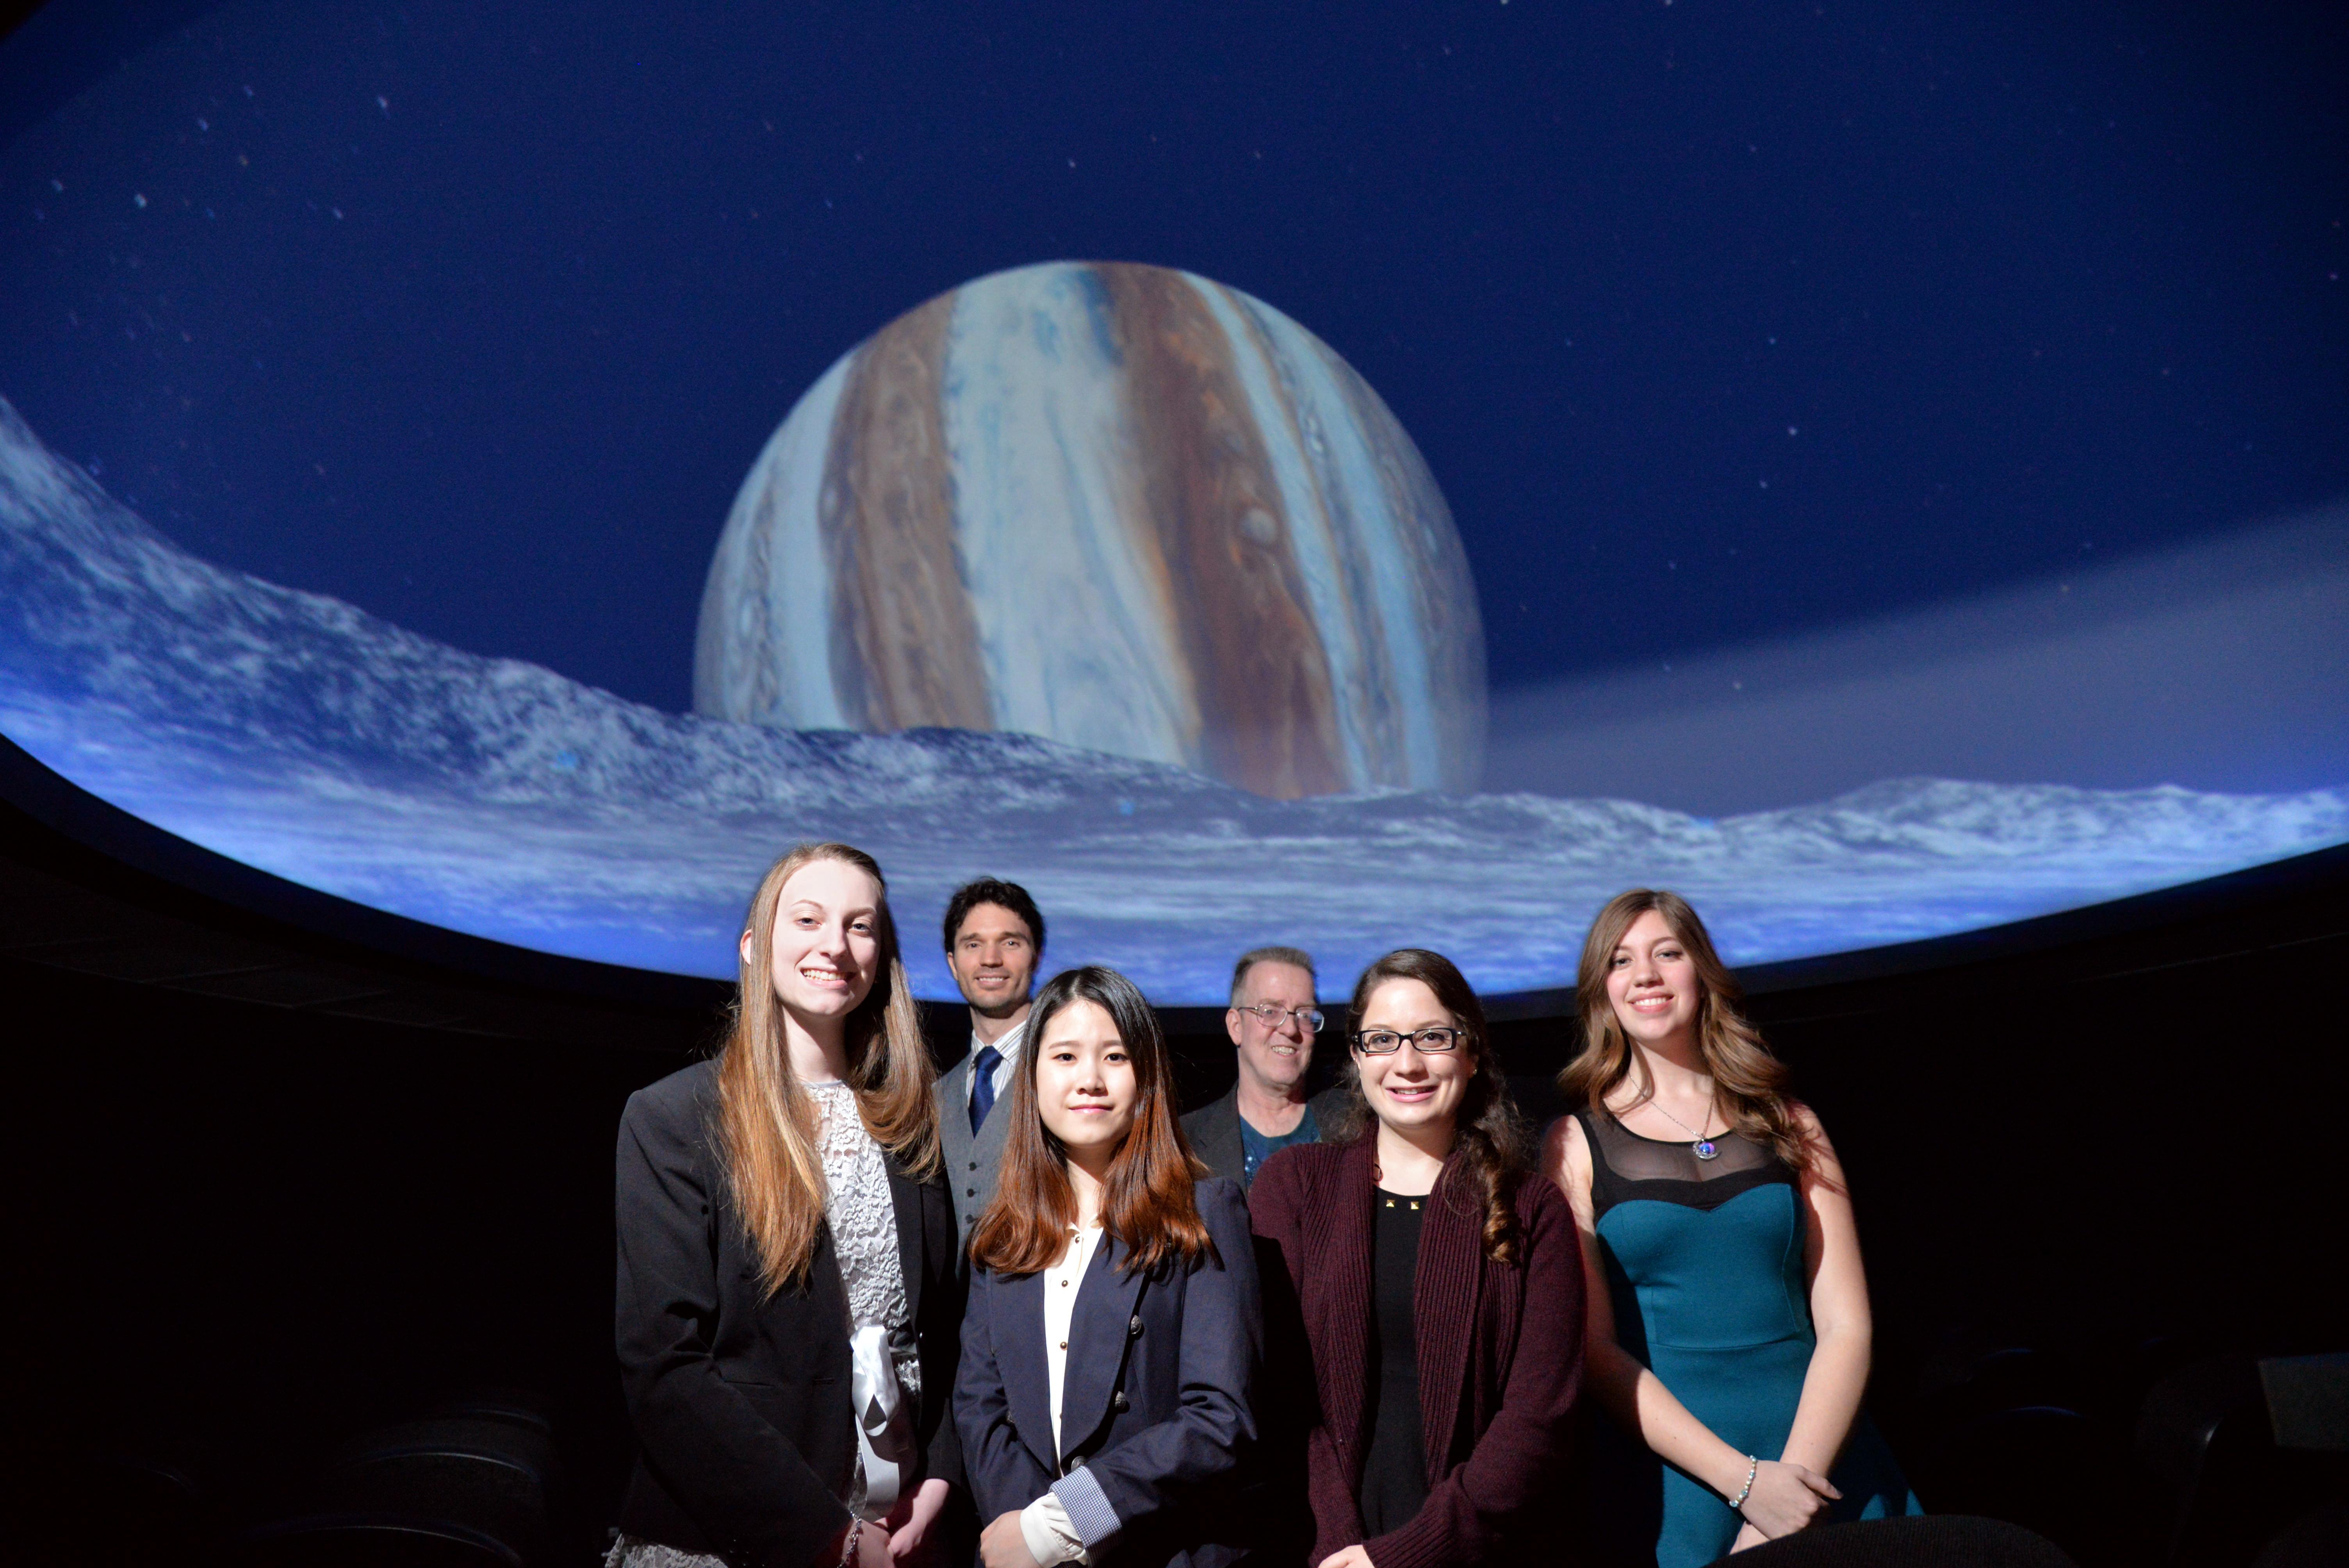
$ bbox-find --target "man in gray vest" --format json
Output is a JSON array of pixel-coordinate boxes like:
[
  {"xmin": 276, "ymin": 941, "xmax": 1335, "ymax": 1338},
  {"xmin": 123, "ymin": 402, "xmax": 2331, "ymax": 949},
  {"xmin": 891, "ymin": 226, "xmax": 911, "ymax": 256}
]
[
  {"xmin": 1180, "ymin": 945, "xmax": 1349, "ymax": 1190},
  {"xmin": 932, "ymin": 877, "xmax": 1044, "ymax": 1245}
]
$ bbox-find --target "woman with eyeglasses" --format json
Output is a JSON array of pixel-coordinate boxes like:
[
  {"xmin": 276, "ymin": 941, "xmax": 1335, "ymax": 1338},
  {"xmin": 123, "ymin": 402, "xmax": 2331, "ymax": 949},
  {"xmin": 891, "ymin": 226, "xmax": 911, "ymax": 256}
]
[
  {"xmin": 1248, "ymin": 948, "xmax": 1585, "ymax": 1568},
  {"xmin": 954, "ymin": 965, "xmax": 1263, "ymax": 1568},
  {"xmin": 1544, "ymin": 890, "xmax": 1917, "ymax": 1566}
]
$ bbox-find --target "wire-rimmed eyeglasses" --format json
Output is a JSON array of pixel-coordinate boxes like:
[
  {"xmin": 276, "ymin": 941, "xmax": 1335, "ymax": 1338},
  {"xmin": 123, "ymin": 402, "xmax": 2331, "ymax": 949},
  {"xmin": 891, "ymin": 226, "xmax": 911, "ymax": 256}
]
[
  {"xmin": 1235, "ymin": 1002, "xmax": 1324, "ymax": 1033},
  {"xmin": 1349, "ymin": 1026, "xmax": 1467, "ymax": 1055}
]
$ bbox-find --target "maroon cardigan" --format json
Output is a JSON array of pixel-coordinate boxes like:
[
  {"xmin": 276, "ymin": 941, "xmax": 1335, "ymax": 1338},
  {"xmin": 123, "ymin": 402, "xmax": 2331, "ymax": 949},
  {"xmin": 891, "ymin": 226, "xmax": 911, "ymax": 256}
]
[{"xmin": 1248, "ymin": 1137, "xmax": 1584, "ymax": 1568}]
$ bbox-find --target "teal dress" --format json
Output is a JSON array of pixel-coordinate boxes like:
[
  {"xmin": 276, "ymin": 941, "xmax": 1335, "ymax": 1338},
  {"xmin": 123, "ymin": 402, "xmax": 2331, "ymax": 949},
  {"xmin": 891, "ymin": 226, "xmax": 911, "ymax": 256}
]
[{"xmin": 1577, "ymin": 1110, "xmax": 1919, "ymax": 1568}]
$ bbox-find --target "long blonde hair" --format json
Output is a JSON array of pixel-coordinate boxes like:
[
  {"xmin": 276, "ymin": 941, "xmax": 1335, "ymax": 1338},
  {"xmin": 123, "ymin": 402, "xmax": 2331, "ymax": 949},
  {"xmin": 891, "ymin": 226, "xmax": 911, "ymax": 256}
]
[
  {"xmin": 717, "ymin": 842, "xmax": 940, "ymax": 1296},
  {"xmin": 1556, "ymin": 889, "xmax": 1809, "ymax": 1171}
]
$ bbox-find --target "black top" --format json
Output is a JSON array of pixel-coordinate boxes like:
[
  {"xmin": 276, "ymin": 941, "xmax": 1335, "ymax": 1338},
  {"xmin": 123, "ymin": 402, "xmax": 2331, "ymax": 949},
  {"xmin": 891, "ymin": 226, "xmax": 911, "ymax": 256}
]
[{"xmin": 1356, "ymin": 1187, "xmax": 1430, "ymax": 1536}]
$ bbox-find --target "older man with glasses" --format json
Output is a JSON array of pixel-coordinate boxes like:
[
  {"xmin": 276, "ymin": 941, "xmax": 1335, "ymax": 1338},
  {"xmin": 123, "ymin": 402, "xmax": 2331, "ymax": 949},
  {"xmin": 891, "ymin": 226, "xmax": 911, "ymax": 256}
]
[{"xmin": 1181, "ymin": 944, "xmax": 1351, "ymax": 1190}]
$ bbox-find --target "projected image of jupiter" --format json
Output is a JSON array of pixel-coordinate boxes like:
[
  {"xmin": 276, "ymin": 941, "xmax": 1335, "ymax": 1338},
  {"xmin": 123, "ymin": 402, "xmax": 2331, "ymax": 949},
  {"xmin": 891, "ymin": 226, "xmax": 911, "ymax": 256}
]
[{"xmin": 694, "ymin": 262, "xmax": 1485, "ymax": 799}]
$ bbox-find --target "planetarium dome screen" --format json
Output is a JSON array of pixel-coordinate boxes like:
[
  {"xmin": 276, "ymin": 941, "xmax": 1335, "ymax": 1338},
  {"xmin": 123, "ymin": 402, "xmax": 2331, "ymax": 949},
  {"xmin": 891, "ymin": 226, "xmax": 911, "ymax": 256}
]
[{"xmin": 2, "ymin": 3, "xmax": 2343, "ymax": 1005}]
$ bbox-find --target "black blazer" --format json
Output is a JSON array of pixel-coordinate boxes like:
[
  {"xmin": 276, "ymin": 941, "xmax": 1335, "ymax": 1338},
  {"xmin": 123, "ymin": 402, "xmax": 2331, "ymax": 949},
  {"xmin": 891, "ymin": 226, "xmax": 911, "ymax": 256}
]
[
  {"xmin": 614, "ymin": 1061, "xmax": 966, "ymax": 1568},
  {"xmin": 954, "ymin": 1178, "xmax": 1262, "ymax": 1568}
]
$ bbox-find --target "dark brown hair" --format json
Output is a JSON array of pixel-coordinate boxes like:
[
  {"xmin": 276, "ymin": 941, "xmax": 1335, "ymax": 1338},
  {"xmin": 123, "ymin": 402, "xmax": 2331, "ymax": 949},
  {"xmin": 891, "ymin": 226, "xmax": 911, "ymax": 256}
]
[
  {"xmin": 716, "ymin": 843, "xmax": 940, "ymax": 1297},
  {"xmin": 1556, "ymin": 889, "xmax": 1809, "ymax": 1171},
  {"xmin": 941, "ymin": 877, "xmax": 1045, "ymax": 955},
  {"xmin": 1331, "ymin": 948, "xmax": 1532, "ymax": 1265},
  {"xmin": 968, "ymin": 966, "xmax": 1215, "ymax": 1278}
]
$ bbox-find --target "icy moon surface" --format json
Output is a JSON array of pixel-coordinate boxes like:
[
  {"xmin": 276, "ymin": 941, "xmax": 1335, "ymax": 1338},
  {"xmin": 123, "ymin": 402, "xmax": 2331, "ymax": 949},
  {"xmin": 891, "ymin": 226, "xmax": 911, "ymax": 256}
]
[
  {"xmin": 4, "ymin": 399, "xmax": 2345, "ymax": 1001},
  {"xmin": 694, "ymin": 262, "xmax": 1486, "ymax": 800}
]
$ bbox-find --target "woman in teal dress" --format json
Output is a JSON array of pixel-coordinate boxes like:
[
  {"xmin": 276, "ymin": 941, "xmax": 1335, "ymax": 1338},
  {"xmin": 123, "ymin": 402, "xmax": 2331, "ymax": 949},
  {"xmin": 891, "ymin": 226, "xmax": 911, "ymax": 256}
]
[{"xmin": 1543, "ymin": 890, "xmax": 1918, "ymax": 1565}]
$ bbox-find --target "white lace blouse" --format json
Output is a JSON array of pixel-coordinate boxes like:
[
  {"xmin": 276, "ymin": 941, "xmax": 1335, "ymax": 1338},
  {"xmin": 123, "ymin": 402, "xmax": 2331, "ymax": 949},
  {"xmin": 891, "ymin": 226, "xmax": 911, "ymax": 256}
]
[{"xmin": 807, "ymin": 1081, "xmax": 917, "ymax": 1376}]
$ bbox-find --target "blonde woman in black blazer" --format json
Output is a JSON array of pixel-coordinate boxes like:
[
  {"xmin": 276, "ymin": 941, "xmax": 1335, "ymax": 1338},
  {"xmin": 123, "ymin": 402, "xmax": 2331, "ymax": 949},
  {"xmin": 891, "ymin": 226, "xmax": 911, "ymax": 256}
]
[{"xmin": 615, "ymin": 844, "xmax": 963, "ymax": 1568}]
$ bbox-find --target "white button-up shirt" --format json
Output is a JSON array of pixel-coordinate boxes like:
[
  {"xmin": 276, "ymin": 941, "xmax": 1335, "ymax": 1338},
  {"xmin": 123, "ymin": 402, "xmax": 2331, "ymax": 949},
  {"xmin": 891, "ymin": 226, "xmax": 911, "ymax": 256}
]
[{"xmin": 1020, "ymin": 1221, "xmax": 1106, "ymax": 1566}]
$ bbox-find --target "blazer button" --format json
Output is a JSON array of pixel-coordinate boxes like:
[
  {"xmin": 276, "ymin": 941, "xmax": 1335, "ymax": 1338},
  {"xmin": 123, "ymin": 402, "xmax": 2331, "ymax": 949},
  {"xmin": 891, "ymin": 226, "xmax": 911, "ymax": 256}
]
[
  {"xmin": 968, "ymin": 1160, "xmax": 978, "ymax": 1171},
  {"xmin": 966, "ymin": 1188, "xmax": 977, "ymax": 1197},
  {"xmin": 1111, "ymin": 1390, "xmax": 1129, "ymax": 1411},
  {"xmin": 1128, "ymin": 1315, "xmax": 1143, "ymax": 1337}
]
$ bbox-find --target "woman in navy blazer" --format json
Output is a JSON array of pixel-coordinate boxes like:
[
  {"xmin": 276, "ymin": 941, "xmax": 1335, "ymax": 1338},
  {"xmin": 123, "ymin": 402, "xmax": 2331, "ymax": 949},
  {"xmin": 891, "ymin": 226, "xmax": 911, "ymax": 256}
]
[{"xmin": 954, "ymin": 965, "xmax": 1262, "ymax": 1568}]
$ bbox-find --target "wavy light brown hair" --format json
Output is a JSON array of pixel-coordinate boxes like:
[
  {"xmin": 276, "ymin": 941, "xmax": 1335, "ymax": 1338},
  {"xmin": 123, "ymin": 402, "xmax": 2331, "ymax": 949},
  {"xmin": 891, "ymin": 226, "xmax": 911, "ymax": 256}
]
[
  {"xmin": 717, "ymin": 842, "xmax": 940, "ymax": 1297},
  {"xmin": 1331, "ymin": 948, "xmax": 1533, "ymax": 1266},
  {"xmin": 1557, "ymin": 889, "xmax": 1809, "ymax": 1171},
  {"xmin": 968, "ymin": 966, "xmax": 1216, "ymax": 1279}
]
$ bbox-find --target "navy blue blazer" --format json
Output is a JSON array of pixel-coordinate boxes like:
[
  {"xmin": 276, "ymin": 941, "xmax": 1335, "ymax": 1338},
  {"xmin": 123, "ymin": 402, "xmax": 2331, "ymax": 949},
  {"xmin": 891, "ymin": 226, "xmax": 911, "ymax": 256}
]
[{"xmin": 954, "ymin": 1178, "xmax": 1262, "ymax": 1568}]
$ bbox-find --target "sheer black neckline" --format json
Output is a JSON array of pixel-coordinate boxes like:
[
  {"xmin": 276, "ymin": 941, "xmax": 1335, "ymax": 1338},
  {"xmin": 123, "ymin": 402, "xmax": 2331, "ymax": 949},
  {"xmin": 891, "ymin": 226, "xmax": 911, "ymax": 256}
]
[
  {"xmin": 1578, "ymin": 1107, "xmax": 1794, "ymax": 1219},
  {"xmin": 1603, "ymin": 1110, "xmax": 1733, "ymax": 1149}
]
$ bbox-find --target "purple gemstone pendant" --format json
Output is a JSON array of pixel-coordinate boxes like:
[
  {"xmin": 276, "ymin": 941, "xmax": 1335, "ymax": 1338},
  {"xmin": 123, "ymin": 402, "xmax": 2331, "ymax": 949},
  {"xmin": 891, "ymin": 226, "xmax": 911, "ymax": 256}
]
[{"xmin": 1693, "ymin": 1138, "xmax": 1720, "ymax": 1160}]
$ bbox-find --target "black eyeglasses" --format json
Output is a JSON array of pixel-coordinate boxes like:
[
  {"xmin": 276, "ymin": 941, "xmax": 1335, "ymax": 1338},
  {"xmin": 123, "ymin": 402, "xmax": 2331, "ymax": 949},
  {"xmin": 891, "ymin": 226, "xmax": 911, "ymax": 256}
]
[
  {"xmin": 1236, "ymin": 1003, "xmax": 1324, "ymax": 1032},
  {"xmin": 1350, "ymin": 1027, "xmax": 1467, "ymax": 1055}
]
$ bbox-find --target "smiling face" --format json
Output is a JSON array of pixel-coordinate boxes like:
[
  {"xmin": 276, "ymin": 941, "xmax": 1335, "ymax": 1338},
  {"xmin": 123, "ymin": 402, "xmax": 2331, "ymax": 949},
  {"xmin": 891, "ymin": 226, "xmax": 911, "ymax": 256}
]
[
  {"xmin": 1227, "ymin": 958, "xmax": 1317, "ymax": 1097},
  {"xmin": 1606, "ymin": 908, "xmax": 1703, "ymax": 1047},
  {"xmin": 947, "ymin": 901, "xmax": 1039, "ymax": 1019},
  {"xmin": 1033, "ymin": 997, "xmax": 1138, "ymax": 1163},
  {"xmin": 745, "ymin": 855, "xmax": 882, "ymax": 1025},
  {"xmin": 1353, "ymin": 976, "xmax": 1477, "ymax": 1138}
]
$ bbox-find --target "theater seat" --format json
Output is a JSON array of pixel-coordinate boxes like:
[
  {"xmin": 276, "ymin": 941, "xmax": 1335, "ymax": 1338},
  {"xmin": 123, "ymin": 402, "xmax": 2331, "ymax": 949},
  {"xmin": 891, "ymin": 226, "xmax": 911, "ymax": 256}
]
[
  {"xmin": 222, "ymin": 1512, "xmax": 527, "ymax": 1568},
  {"xmin": 2252, "ymin": 1503, "xmax": 2349, "ymax": 1568},
  {"xmin": 14, "ymin": 1448, "xmax": 220, "ymax": 1561},
  {"xmin": 305, "ymin": 1416, "xmax": 560, "ymax": 1566},
  {"xmin": 1719, "ymin": 1514, "xmax": 2078, "ymax": 1566},
  {"xmin": 416, "ymin": 1386, "xmax": 558, "ymax": 1438},
  {"xmin": 1916, "ymin": 1404, "xmax": 2123, "ymax": 1563},
  {"xmin": 2131, "ymin": 1352, "xmax": 2349, "ymax": 1568},
  {"xmin": 2136, "ymin": 1355, "xmax": 2276, "ymax": 1568}
]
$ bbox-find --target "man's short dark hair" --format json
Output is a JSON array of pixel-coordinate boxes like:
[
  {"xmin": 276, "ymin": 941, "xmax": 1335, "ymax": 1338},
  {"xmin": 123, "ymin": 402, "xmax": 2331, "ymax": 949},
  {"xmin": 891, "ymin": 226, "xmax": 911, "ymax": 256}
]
[
  {"xmin": 1229, "ymin": 945, "xmax": 1316, "ymax": 1006},
  {"xmin": 942, "ymin": 878, "xmax": 1046, "ymax": 954}
]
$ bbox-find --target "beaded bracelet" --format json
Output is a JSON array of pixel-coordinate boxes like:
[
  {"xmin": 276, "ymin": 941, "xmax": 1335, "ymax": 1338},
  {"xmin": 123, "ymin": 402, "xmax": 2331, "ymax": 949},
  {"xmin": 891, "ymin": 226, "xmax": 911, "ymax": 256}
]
[{"xmin": 1729, "ymin": 1455, "xmax": 1758, "ymax": 1512}]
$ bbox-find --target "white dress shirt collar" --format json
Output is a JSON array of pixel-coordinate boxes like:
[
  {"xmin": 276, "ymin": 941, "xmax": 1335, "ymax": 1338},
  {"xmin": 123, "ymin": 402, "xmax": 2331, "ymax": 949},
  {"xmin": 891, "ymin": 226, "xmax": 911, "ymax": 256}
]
[{"xmin": 968, "ymin": 1014, "xmax": 1028, "ymax": 1106}]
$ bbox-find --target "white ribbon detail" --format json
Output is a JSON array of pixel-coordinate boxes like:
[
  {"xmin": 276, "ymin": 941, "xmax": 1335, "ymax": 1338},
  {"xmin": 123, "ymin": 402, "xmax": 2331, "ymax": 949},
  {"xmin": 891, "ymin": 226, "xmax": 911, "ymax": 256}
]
[{"xmin": 849, "ymin": 1323, "xmax": 917, "ymax": 1521}]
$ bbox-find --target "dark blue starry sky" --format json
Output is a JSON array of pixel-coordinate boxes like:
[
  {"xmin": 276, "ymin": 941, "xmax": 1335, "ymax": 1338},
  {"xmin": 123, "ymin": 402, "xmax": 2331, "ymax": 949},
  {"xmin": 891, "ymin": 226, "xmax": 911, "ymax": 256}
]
[{"xmin": 1, "ymin": 0, "xmax": 2343, "ymax": 716}]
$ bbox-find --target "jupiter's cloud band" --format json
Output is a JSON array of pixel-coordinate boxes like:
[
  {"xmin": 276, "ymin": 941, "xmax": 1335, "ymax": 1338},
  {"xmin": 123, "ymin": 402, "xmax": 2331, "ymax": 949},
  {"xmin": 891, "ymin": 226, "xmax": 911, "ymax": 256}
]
[{"xmin": 694, "ymin": 262, "xmax": 1486, "ymax": 798}]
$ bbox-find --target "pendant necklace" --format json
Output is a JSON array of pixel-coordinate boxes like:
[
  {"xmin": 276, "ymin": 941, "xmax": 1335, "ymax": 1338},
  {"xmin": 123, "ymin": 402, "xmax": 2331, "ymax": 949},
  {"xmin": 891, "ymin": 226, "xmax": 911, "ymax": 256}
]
[{"xmin": 1651, "ymin": 1096, "xmax": 1723, "ymax": 1161}]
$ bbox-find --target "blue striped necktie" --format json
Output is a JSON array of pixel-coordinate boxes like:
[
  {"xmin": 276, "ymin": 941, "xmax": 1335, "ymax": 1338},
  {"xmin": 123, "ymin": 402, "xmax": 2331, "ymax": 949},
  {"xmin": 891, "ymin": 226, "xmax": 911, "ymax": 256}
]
[{"xmin": 969, "ymin": 1044, "xmax": 1003, "ymax": 1136}]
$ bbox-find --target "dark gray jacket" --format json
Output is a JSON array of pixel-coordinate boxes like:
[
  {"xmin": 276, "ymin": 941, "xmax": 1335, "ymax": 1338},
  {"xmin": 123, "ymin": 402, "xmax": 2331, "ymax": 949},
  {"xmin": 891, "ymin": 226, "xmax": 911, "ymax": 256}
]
[{"xmin": 1180, "ymin": 1080, "xmax": 1352, "ymax": 1191}]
